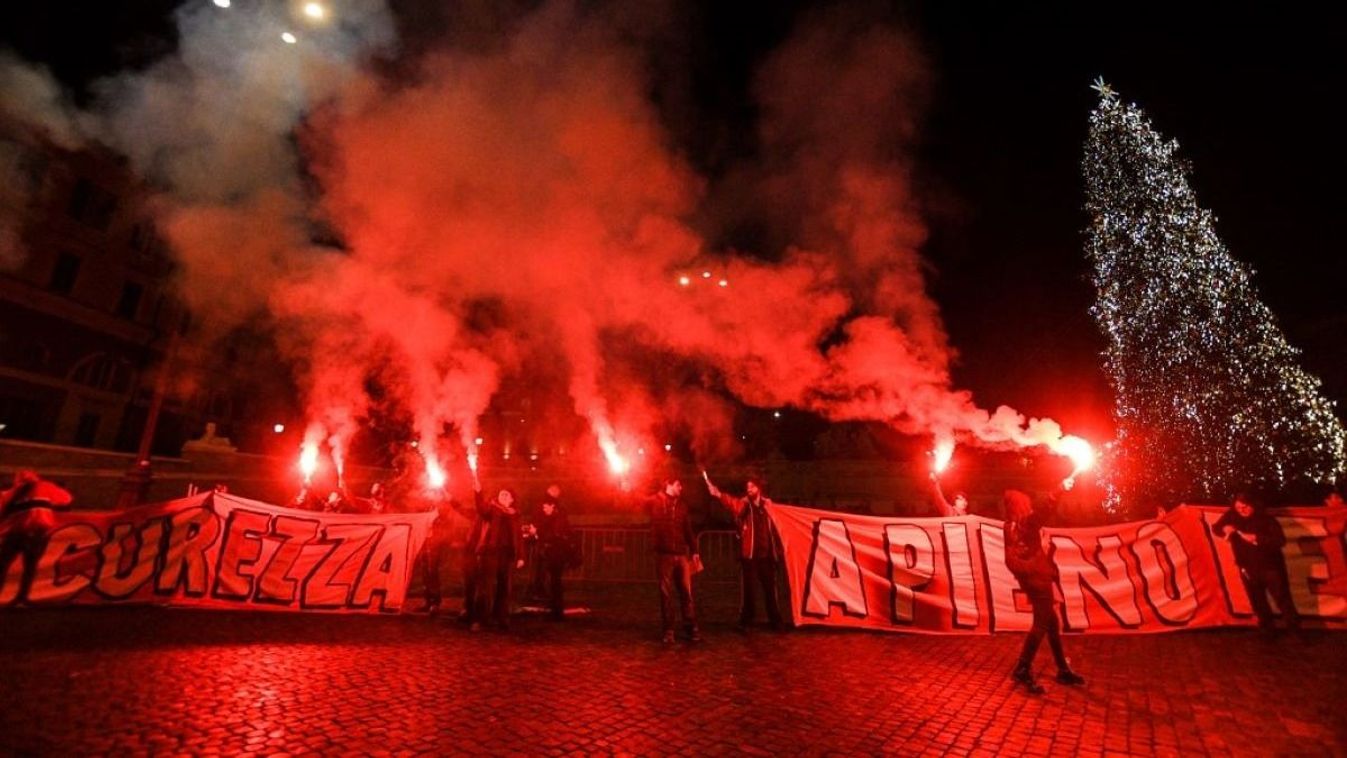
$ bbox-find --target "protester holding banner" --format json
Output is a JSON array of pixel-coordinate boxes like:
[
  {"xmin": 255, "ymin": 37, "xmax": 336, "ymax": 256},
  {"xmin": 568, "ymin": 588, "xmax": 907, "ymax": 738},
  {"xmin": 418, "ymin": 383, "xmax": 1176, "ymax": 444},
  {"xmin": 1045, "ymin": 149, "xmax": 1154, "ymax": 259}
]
[
  {"xmin": 705, "ymin": 472, "xmax": 784, "ymax": 631},
  {"xmin": 1214, "ymin": 493, "xmax": 1300, "ymax": 633},
  {"xmin": 644, "ymin": 477, "xmax": 702, "ymax": 643},
  {"xmin": 0, "ymin": 469, "xmax": 73, "ymax": 604},
  {"xmin": 1003, "ymin": 489, "xmax": 1086, "ymax": 694}
]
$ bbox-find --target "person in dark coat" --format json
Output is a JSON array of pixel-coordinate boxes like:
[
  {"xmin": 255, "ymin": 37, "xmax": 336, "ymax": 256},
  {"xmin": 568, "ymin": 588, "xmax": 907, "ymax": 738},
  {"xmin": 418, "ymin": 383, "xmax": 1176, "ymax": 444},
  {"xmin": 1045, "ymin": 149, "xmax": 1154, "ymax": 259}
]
[
  {"xmin": 418, "ymin": 493, "xmax": 459, "ymax": 615},
  {"xmin": 705, "ymin": 472, "xmax": 783, "ymax": 630},
  {"xmin": 0, "ymin": 469, "xmax": 73, "ymax": 603},
  {"xmin": 458, "ymin": 482, "xmax": 525, "ymax": 630},
  {"xmin": 644, "ymin": 477, "xmax": 701, "ymax": 643},
  {"xmin": 1214, "ymin": 493, "xmax": 1300, "ymax": 632},
  {"xmin": 529, "ymin": 484, "xmax": 572, "ymax": 620},
  {"xmin": 1003, "ymin": 488, "xmax": 1085, "ymax": 694}
]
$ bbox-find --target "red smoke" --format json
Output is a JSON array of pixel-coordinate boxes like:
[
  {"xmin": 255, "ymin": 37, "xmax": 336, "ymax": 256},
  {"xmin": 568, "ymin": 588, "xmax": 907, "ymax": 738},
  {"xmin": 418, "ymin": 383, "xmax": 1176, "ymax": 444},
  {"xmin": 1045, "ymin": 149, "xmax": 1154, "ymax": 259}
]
[{"xmin": 1, "ymin": 1, "xmax": 1093, "ymax": 472}]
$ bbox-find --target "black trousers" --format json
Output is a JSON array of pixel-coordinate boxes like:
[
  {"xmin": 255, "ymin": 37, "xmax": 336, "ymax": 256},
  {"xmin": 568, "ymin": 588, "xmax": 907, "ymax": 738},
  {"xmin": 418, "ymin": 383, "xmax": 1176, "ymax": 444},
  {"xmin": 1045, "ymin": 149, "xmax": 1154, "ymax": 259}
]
[
  {"xmin": 543, "ymin": 559, "xmax": 565, "ymax": 618},
  {"xmin": 740, "ymin": 556, "xmax": 782, "ymax": 626},
  {"xmin": 1241, "ymin": 565, "xmax": 1301, "ymax": 628},
  {"xmin": 1017, "ymin": 594, "xmax": 1069, "ymax": 672},
  {"xmin": 0, "ymin": 524, "xmax": 45, "ymax": 604},
  {"xmin": 656, "ymin": 554, "xmax": 697, "ymax": 633},
  {"xmin": 475, "ymin": 548, "xmax": 515, "ymax": 626},
  {"xmin": 460, "ymin": 551, "xmax": 479, "ymax": 621},
  {"xmin": 418, "ymin": 540, "xmax": 445, "ymax": 606}
]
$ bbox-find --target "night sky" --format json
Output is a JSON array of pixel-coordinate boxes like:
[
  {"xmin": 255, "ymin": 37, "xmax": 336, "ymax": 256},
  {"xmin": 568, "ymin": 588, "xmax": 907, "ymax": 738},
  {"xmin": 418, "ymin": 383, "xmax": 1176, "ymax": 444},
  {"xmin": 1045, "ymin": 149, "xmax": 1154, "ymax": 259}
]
[{"xmin": 3, "ymin": 0, "xmax": 1342, "ymax": 443}]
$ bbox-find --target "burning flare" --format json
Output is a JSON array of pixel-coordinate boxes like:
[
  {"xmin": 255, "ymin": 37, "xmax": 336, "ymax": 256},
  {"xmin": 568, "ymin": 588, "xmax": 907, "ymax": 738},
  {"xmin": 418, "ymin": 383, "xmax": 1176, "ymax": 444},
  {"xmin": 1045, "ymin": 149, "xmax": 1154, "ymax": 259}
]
[
  {"xmin": 298, "ymin": 443, "xmax": 319, "ymax": 484},
  {"xmin": 1051, "ymin": 435, "xmax": 1096, "ymax": 488},
  {"xmin": 425, "ymin": 458, "xmax": 447, "ymax": 490},
  {"xmin": 599, "ymin": 436, "xmax": 630, "ymax": 478},
  {"xmin": 931, "ymin": 437, "xmax": 954, "ymax": 476}
]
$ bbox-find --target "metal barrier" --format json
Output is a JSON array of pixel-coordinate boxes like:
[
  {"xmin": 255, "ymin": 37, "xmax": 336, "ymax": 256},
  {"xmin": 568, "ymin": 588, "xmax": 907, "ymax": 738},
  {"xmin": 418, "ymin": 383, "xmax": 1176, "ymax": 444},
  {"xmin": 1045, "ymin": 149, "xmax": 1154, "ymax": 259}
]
[{"xmin": 561, "ymin": 528, "xmax": 739, "ymax": 584}]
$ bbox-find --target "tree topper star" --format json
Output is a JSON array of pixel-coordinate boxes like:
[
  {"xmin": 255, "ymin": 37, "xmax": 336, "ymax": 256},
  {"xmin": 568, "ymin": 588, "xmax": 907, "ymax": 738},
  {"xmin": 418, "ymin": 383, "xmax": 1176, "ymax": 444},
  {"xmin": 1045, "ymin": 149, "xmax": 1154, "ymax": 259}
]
[{"xmin": 1091, "ymin": 76, "xmax": 1118, "ymax": 102}]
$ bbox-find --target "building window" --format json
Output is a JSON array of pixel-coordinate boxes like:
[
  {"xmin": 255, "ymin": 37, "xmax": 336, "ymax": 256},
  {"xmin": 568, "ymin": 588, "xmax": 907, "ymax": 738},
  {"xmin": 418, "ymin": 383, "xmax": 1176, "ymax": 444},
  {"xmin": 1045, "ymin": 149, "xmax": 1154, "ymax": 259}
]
[
  {"xmin": 74, "ymin": 412, "xmax": 100, "ymax": 447},
  {"xmin": 116, "ymin": 281, "xmax": 144, "ymax": 320},
  {"xmin": 67, "ymin": 178, "xmax": 118, "ymax": 230},
  {"xmin": 49, "ymin": 252, "xmax": 81, "ymax": 294},
  {"xmin": 70, "ymin": 353, "xmax": 132, "ymax": 394}
]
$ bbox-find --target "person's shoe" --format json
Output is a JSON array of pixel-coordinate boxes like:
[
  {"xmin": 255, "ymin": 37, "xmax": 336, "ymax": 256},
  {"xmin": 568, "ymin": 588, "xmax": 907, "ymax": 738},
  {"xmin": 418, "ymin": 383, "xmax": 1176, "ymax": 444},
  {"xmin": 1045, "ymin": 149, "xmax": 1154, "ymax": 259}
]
[
  {"xmin": 661, "ymin": 631, "xmax": 676, "ymax": 645},
  {"xmin": 426, "ymin": 601, "xmax": 440, "ymax": 616},
  {"xmin": 1056, "ymin": 669, "xmax": 1086, "ymax": 686},
  {"xmin": 1012, "ymin": 666, "xmax": 1044, "ymax": 695},
  {"xmin": 469, "ymin": 621, "xmax": 482, "ymax": 632},
  {"xmin": 688, "ymin": 628, "xmax": 704, "ymax": 643},
  {"xmin": 735, "ymin": 622, "xmax": 750, "ymax": 634}
]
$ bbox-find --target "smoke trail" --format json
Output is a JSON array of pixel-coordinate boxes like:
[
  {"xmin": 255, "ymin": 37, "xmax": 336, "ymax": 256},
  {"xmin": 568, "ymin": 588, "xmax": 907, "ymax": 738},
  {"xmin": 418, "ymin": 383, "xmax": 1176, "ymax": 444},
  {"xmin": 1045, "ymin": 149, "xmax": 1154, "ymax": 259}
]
[{"xmin": 1, "ymin": 0, "xmax": 1090, "ymax": 477}]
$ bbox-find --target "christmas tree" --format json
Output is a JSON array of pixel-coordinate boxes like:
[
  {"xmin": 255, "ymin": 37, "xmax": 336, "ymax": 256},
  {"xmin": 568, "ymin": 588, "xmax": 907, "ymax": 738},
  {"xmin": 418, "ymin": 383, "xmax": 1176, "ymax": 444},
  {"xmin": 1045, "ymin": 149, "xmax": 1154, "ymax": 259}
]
[{"xmin": 1083, "ymin": 79, "xmax": 1345, "ymax": 508}]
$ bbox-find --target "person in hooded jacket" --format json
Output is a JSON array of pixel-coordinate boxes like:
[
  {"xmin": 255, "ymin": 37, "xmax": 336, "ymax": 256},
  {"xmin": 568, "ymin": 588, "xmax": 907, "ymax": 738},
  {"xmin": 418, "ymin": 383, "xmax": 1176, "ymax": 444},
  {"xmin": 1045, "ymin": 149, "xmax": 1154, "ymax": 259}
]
[{"xmin": 1003, "ymin": 488, "xmax": 1085, "ymax": 694}]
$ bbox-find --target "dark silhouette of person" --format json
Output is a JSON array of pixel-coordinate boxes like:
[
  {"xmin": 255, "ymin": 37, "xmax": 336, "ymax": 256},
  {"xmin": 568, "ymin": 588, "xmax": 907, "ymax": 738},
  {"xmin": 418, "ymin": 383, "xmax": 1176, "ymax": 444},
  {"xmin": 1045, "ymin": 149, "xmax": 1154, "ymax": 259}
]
[{"xmin": 1003, "ymin": 488, "xmax": 1085, "ymax": 694}]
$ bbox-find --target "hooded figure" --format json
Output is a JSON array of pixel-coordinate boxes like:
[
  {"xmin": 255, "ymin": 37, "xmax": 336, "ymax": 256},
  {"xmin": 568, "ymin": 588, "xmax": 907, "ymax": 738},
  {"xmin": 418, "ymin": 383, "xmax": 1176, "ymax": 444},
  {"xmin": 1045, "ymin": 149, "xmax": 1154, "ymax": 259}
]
[{"xmin": 1003, "ymin": 488, "xmax": 1085, "ymax": 694}]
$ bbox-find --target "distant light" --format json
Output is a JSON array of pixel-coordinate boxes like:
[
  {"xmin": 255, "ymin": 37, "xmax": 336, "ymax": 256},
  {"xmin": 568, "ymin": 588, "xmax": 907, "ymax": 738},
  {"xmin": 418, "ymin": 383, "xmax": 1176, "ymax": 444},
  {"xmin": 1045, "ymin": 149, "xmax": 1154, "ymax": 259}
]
[
  {"xmin": 701, "ymin": 271, "xmax": 712, "ymax": 278},
  {"xmin": 474, "ymin": 437, "xmax": 484, "ymax": 446},
  {"xmin": 664, "ymin": 443, "xmax": 672, "ymax": 452},
  {"xmin": 409, "ymin": 440, "xmax": 419, "ymax": 448},
  {"xmin": 281, "ymin": 32, "xmax": 297, "ymax": 44},
  {"xmin": 678, "ymin": 276, "xmax": 690, "ymax": 286},
  {"xmin": 273, "ymin": 423, "xmax": 285, "ymax": 434},
  {"xmin": 718, "ymin": 279, "xmax": 729, "ymax": 287},
  {"xmin": 773, "ymin": 411, "xmax": 781, "ymax": 419},
  {"xmin": 212, "ymin": 0, "xmax": 231, "ymax": 8},
  {"xmin": 303, "ymin": 2, "xmax": 326, "ymax": 20},
  {"xmin": 638, "ymin": 448, "xmax": 646, "ymax": 456},
  {"xmin": 0, "ymin": 423, "xmax": 7, "ymax": 433}
]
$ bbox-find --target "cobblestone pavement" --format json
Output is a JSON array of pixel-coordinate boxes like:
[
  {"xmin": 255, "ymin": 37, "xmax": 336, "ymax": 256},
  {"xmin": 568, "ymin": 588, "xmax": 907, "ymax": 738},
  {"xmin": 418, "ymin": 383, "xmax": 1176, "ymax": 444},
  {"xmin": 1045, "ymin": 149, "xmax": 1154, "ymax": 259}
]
[{"xmin": 1, "ymin": 585, "xmax": 1343, "ymax": 757}]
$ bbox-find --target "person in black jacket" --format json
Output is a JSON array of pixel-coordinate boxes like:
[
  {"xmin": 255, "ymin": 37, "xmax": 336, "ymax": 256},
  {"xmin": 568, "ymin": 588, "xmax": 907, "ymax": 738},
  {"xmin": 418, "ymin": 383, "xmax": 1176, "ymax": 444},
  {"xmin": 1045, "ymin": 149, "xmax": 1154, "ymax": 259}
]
[
  {"xmin": 528, "ymin": 484, "xmax": 572, "ymax": 620},
  {"xmin": 644, "ymin": 477, "xmax": 701, "ymax": 643},
  {"xmin": 418, "ymin": 493, "xmax": 459, "ymax": 615},
  {"xmin": 705, "ymin": 472, "xmax": 783, "ymax": 630},
  {"xmin": 452, "ymin": 480, "xmax": 525, "ymax": 630},
  {"xmin": 1003, "ymin": 488, "xmax": 1085, "ymax": 694},
  {"xmin": 1214, "ymin": 493, "xmax": 1300, "ymax": 632}
]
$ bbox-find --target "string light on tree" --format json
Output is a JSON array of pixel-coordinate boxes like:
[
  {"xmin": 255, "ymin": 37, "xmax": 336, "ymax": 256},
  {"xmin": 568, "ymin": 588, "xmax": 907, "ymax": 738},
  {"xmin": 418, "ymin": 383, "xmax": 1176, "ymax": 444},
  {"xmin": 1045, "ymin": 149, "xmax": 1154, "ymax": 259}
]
[{"xmin": 1083, "ymin": 78, "xmax": 1346, "ymax": 510}]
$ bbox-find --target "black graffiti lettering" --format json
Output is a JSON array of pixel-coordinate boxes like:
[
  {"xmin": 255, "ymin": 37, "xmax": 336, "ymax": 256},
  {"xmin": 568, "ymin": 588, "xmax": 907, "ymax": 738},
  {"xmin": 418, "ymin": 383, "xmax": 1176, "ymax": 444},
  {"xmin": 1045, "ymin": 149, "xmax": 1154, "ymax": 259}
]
[
  {"xmin": 94, "ymin": 518, "xmax": 167, "ymax": 600},
  {"xmin": 941, "ymin": 522, "xmax": 980, "ymax": 629},
  {"xmin": 1131, "ymin": 522, "xmax": 1199, "ymax": 625},
  {"xmin": 1052, "ymin": 534, "xmax": 1143, "ymax": 631},
  {"xmin": 156, "ymin": 506, "xmax": 222, "ymax": 598},
  {"xmin": 212, "ymin": 508, "xmax": 271, "ymax": 601},
  {"xmin": 801, "ymin": 518, "xmax": 869, "ymax": 619},
  {"xmin": 883, "ymin": 523, "xmax": 934, "ymax": 625},
  {"xmin": 25, "ymin": 524, "xmax": 101, "ymax": 604},
  {"xmin": 302, "ymin": 524, "xmax": 381, "ymax": 609},
  {"xmin": 254, "ymin": 515, "xmax": 322, "ymax": 606}
]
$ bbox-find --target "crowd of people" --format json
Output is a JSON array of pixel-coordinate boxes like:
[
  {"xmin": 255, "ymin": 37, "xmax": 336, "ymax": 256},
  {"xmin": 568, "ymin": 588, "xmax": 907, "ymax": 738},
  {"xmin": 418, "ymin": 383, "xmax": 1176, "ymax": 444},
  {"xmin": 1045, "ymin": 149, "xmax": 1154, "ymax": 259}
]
[{"xmin": 2, "ymin": 463, "xmax": 1339, "ymax": 697}]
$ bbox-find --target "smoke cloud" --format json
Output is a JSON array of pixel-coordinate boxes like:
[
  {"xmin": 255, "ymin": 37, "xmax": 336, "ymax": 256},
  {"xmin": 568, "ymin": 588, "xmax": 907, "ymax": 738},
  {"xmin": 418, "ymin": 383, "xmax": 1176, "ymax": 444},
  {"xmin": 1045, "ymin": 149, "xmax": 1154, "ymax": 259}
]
[{"xmin": 0, "ymin": 0, "xmax": 1088, "ymax": 480}]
